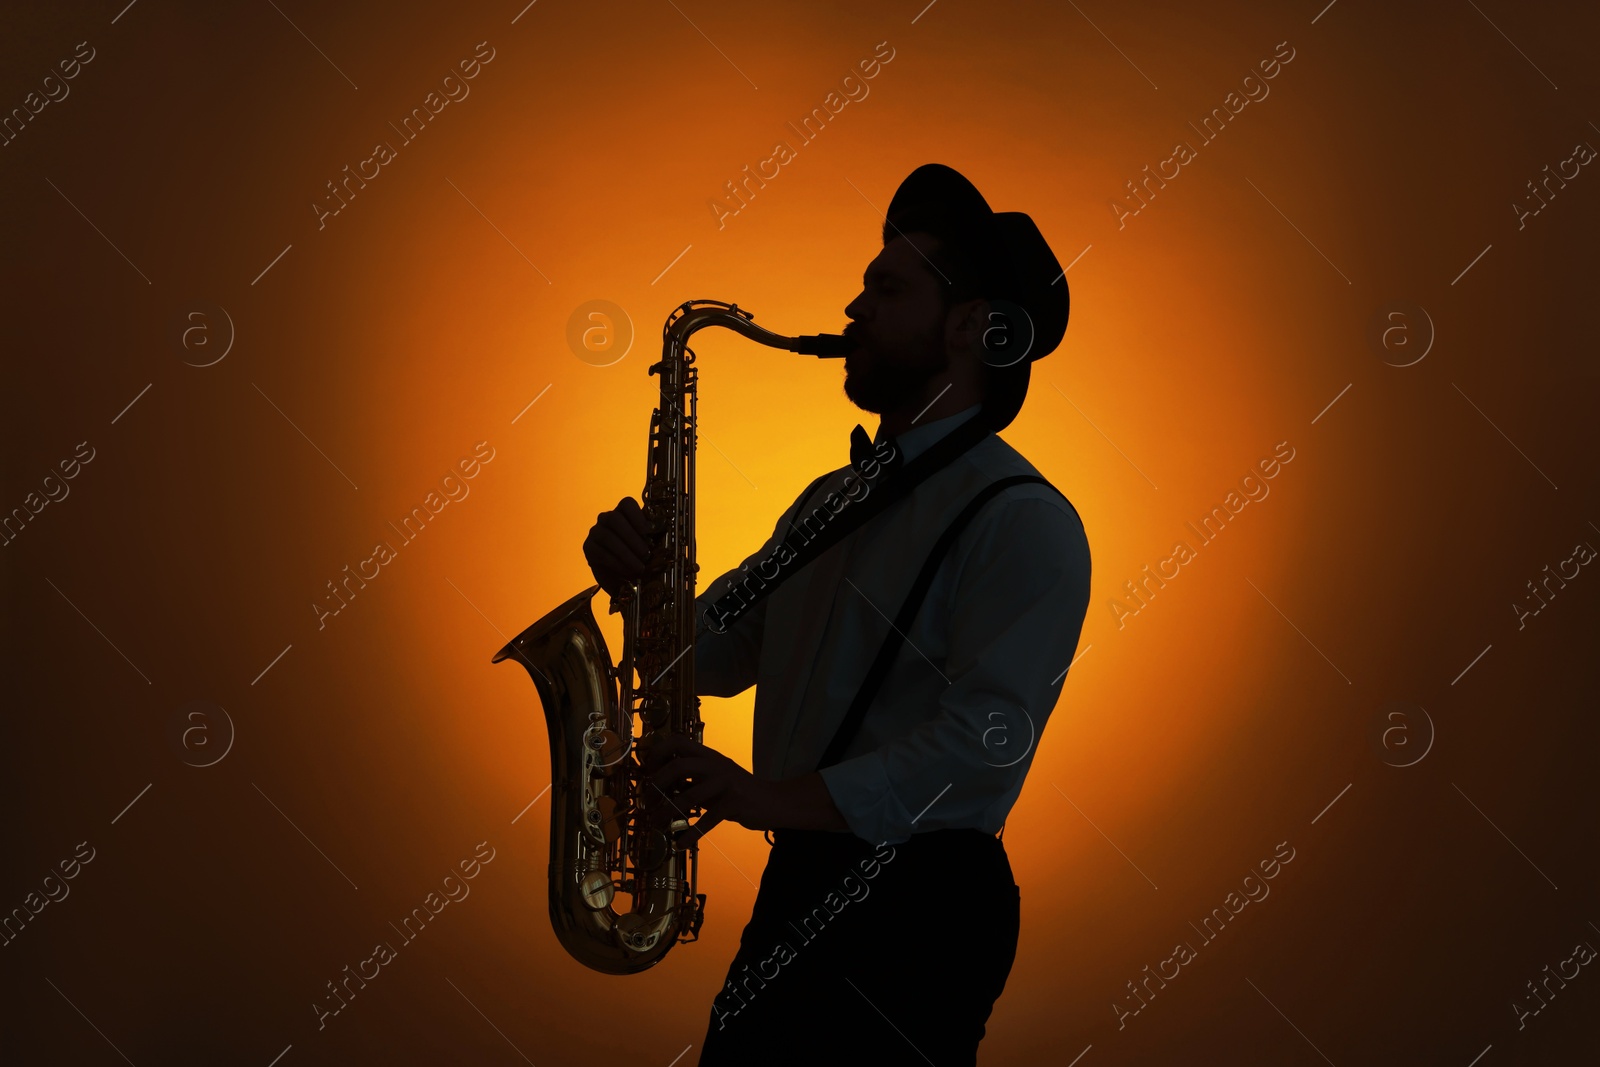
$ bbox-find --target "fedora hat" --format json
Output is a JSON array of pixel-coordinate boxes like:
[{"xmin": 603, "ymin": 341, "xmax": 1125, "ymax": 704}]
[{"xmin": 882, "ymin": 163, "xmax": 1069, "ymax": 365}]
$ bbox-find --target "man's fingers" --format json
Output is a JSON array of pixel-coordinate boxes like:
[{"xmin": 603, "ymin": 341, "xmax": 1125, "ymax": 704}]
[
  {"xmin": 648, "ymin": 779, "xmax": 720, "ymax": 824},
  {"xmin": 618, "ymin": 496, "xmax": 652, "ymax": 537},
  {"xmin": 585, "ymin": 547, "xmax": 634, "ymax": 586},
  {"xmin": 585, "ymin": 498, "xmax": 651, "ymax": 594},
  {"xmin": 587, "ymin": 527, "xmax": 648, "ymax": 575},
  {"xmin": 584, "ymin": 553, "xmax": 630, "ymax": 597},
  {"xmin": 670, "ymin": 789, "xmax": 706, "ymax": 817},
  {"xmin": 660, "ymin": 736, "xmax": 710, "ymax": 759},
  {"xmin": 636, "ymin": 733, "xmax": 675, "ymax": 771},
  {"xmin": 676, "ymin": 777, "xmax": 728, "ymax": 810},
  {"xmin": 603, "ymin": 513, "xmax": 651, "ymax": 557},
  {"xmin": 681, "ymin": 810, "xmax": 725, "ymax": 845},
  {"xmin": 649, "ymin": 755, "xmax": 719, "ymax": 790},
  {"xmin": 639, "ymin": 734, "xmax": 708, "ymax": 769},
  {"xmin": 598, "ymin": 518, "xmax": 651, "ymax": 562}
]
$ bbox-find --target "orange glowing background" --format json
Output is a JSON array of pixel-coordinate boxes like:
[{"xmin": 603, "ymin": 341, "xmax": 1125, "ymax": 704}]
[{"xmin": 3, "ymin": 1, "xmax": 1597, "ymax": 1063}]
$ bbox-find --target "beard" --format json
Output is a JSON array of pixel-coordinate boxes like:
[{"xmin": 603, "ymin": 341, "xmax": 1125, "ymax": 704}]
[{"xmin": 841, "ymin": 323, "xmax": 948, "ymax": 414}]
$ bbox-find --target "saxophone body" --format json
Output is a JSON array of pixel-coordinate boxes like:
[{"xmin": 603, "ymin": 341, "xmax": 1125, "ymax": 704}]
[{"xmin": 493, "ymin": 301, "xmax": 848, "ymax": 975}]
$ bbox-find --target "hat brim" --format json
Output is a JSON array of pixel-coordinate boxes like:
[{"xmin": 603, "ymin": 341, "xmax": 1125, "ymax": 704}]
[{"xmin": 881, "ymin": 164, "xmax": 1068, "ymax": 362}]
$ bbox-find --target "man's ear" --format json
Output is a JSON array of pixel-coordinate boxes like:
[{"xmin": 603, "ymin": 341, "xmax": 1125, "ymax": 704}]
[{"xmin": 947, "ymin": 297, "xmax": 991, "ymax": 359}]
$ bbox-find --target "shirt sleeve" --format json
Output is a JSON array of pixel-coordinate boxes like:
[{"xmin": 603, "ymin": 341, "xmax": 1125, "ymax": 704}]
[
  {"xmin": 817, "ymin": 492, "xmax": 1092, "ymax": 844},
  {"xmin": 693, "ymin": 474, "xmax": 831, "ymax": 698}
]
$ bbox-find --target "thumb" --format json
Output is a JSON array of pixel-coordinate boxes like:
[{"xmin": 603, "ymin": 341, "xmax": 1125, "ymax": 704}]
[{"xmin": 681, "ymin": 811, "xmax": 725, "ymax": 845}]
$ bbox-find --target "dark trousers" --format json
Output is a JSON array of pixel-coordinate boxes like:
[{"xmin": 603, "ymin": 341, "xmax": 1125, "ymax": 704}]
[{"xmin": 698, "ymin": 828, "xmax": 1020, "ymax": 1066}]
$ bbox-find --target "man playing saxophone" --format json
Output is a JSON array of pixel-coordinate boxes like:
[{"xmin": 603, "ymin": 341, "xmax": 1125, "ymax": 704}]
[{"xmin": 584, "ymin": 164, "xmax": 1091, "ymax": 1065}]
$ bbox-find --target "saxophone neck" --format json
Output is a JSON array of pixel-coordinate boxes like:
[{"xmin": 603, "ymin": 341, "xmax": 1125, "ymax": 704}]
[{"xmin": 664, "ymin": 300, "xmax": 850, "ymax": 357}]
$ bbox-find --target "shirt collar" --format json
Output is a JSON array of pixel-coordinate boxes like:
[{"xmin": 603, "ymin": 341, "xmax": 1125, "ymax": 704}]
[{"xmin": 874, "ymin": 402, "xmax": 984, "ymax": 464}]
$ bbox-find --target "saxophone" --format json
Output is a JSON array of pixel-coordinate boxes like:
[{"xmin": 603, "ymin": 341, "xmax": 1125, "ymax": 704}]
[{"xmin": 493, "ymin": 300, "xmax": 849, "ymax": 974}]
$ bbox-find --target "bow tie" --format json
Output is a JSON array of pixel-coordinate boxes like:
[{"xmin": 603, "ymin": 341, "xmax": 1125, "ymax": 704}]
[{"xmin": 849, "ymin": 424, "xmax": 878, "ymax": 467}]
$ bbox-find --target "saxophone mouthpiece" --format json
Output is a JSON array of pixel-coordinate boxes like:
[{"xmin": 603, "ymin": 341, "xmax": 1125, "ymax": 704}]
[{"xmin": 796, "ymin": 333, "xmax": 853, "ymax": 358}]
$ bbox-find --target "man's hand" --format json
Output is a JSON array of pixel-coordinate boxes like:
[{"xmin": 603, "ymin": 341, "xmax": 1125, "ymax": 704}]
[
  {"xmin": 639, "ymin": 734, "xmax": 849, "ymax": 842},
  {"xmin": 583, "ymin": 496, "xmax": 653, "ymax": 598}
]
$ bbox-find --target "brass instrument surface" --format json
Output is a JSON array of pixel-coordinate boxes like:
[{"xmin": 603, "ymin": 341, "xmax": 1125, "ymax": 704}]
[{"xmin": 495, "ymin": 301, "xmax": 840, "ymax": 974}]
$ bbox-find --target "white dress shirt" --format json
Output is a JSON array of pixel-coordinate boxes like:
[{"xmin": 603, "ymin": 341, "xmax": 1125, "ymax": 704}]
[{"xmin": 692, "ymin": 403, "xmax": 1092, "ymax": 844}]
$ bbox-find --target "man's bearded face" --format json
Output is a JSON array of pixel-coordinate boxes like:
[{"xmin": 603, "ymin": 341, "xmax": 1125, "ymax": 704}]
[{"xmin": 842, "ymin": 232, "xmax": 953, "ymax": 414}]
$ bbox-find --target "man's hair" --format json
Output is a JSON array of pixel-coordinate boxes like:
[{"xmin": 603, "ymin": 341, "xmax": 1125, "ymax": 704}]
[{"xmin": 891, "ymin": 217, "xmax": 1031, "ymax": 434}]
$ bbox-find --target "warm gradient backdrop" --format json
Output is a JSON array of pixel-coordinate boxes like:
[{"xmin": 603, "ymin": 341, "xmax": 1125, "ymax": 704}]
[{"xmin": 3, "ymin": 1, "xmax": 1597, "ymax": 1063}]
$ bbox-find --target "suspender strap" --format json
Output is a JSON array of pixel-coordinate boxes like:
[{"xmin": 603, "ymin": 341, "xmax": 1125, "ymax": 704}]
[
  {"xmin": 700, "ymin": 413, "xmax": 993, "ymax": 637},
  {"xmin": 815, "ymin": 474, "xmax": 1062, "ymax": 772}
]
